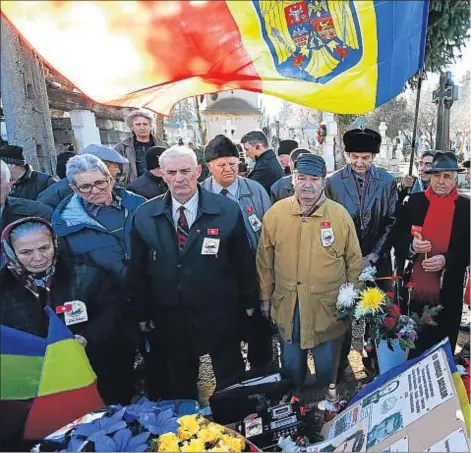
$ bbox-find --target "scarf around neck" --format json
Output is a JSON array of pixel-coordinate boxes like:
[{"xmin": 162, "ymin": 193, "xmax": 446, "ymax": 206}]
[{"xmin": 411, "ymin": 186, "xmax": 458, "ymax": 303}]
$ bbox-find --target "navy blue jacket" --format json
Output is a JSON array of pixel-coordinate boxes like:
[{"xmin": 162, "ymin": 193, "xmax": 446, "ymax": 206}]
[
  {"xmin": 129, "ymin": 186, "xmax": 258, "ymax": 356},
  {"xmin": 52, "ymin": 188, "xmax": 145, "ymax": 279},
  {"xmin": 37, "ymin": 178, "xmax": 73, "ymax": 209}
]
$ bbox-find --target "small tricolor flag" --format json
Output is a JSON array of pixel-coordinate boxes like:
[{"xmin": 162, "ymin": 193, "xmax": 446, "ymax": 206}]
[{"xmin": 1, "ymin": 1, "xmax": 429, "ymax": 114}]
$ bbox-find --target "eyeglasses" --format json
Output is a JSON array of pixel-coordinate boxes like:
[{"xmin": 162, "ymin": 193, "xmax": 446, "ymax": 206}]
[{"xmin": 75, "ymin": 178, "xmax": 109, "ymax": 193}]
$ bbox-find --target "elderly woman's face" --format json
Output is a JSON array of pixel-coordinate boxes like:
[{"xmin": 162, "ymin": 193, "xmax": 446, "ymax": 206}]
[{"xmin": 11, "ymin": 230, "xmax": 54, "ymax": 274}]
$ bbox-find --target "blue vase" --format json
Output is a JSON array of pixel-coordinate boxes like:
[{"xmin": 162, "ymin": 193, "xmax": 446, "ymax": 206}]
[{"xmin": 376, "ymin": 339, "xmax": 409, "ymax": 374}]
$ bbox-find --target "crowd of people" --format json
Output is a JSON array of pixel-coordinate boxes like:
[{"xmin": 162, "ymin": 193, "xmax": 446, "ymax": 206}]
[{"xmin": 0, "ymin": 110, "xmax": 469, "ymax": 426}]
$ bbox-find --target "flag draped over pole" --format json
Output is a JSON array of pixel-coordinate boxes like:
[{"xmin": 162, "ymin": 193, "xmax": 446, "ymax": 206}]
[{"xmin": 1, "ymin": 0, "xmax": 429, "ymax": 115}]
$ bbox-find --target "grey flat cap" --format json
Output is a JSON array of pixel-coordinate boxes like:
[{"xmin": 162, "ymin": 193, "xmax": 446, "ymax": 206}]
[{"xmin": 80, "ymin": 144, "xmax": 129, "ymax": 165}]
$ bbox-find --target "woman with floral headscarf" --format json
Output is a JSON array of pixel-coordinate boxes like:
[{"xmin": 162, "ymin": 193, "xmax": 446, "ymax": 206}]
[{"xmin": 0, "ymin": 217, "xmax": 133, "ymax": 405}]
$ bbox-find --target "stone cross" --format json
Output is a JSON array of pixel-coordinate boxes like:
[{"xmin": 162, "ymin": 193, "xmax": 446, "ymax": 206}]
[{"xmin": 433, "ymin": 71, "xmax": 458, "ymax": 150}]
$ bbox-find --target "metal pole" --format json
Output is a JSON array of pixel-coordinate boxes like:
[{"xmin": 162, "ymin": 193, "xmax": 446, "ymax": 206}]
[{"xmin": 409, "ymin": 72, "xmax": 424, "ymax": 175}]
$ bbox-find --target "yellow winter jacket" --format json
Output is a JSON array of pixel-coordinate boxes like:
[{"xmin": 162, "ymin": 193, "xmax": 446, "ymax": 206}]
[{"xmin": 256, "ymin": 196, "xmax": 363, "ymax": 349}]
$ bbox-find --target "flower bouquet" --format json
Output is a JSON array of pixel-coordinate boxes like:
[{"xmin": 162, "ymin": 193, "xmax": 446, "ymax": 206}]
[
  {"xmin": 34, "ymin": 397, "xmax": 257, "ymax": 452},
  {"xmin": 336, "ymin": 267, "xmax": 442, "ymax": 373}
]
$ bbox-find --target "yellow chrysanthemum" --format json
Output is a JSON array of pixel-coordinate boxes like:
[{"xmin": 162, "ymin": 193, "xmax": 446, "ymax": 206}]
[
  {"xmin": 197, "ymin": 427, "xmax": 221, "ymax": 444},
  {"xmin": 357, "ymin": 287, "xmax": 385, "ymax": 315},
  {"xmin": 220, "ymin": 434, "xmax": 245, "ymax": 452},
  {"xmin": 206, "ymin": 423, "xmax": 225, "ymax": 433},
  {"xmin": 178, "ymin": 415, "xmax": 201, "ymax": 436},
  {"xmin": 158, "ymin": 433, "xmax": 180, "ymax": 452},
  {"xmin": 180, "ymin": 438, "xmax": 206, "ymax": 452},
  {"xmin": 177, "ymin": 428, "xmax": 194, "ymax": 441}
]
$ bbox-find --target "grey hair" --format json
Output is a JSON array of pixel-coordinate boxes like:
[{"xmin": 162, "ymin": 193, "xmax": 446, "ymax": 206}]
[
  {"xmin": 10, "ymin": 220, "xmax": 51, "ymax": 243},
  {"xmin": 0, "ymin": 159, "xmax": 11, "ymax": 183},
  {"xmin": 125, "ymin": 109, "xmax": 154, "ymax": 130},
  {"xmin": 159, "ymin": 146, "xmax": 198, "ymax": 170},
  {"xmin": 66, "ymin": 154, "xmax": 110, "ymax": 184}
]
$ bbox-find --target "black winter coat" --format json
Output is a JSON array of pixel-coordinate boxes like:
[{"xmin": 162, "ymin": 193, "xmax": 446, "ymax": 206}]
[
  {"xmin": 127, "ymin": 171, "xmax": 167, "ymax": 199},
  {"xmin": 10, "ymin": 164, "xmax": 56, "ymax": 201},
  {"xmin": 394, "ymin": 192, "xmax": 470, "ymax": 353},
  {"xmin": 248, "ymin": 150, "xmax": 283, "ymax": 194},
  {"xmin": 325, "ymin": 164, "xmax": 397, "ymax": 276},
  {"xmin": 269, "ymin": 175, "xmax": 294, "ymax": 204},
  {"xmin": 1, "ymin": 197, "xmax": 53, "ymax": 233},
  {"xmin": 0, "ymin": 258, "xmax": 124, "ymax": 350},
  {"xmin": 37, "ymin": 178, "xmax": 73, "ymax": 209},
  {"xmin": 129, "ymin": 186, "xmax": 258, "ymax": 357}
]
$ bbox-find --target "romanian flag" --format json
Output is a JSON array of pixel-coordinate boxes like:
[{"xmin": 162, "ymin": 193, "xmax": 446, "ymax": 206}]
[
  {"xmin": 1, "ymin": 1, "xmax": 428, "ymax": 115},
  {"xmin": 0, "ymin": 307, "xmax": 104, "ymax": 441}
]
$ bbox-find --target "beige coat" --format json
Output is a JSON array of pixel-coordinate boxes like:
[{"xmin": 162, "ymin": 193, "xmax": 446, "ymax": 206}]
[
  {"xmin": 256, "ymin": 196, "xmax": 363, "ymax": 349},
  {"xmin": 114, "ymin": 134, "xmax": 168, "ymax": 186}
]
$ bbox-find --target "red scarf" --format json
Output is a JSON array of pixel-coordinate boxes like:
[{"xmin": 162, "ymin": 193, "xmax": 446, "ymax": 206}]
[{"xmin": 411, "ymin": 186, "xmax": 458, "ymax": 303}]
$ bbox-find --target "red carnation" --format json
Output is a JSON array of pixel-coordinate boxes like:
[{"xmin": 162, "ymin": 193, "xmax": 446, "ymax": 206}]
[
  {"xmin": 406, "ymin": 282, "xmax": 417, "ymax": 288},
  {"xmin": 390, "ymin": 276, "xmax": 402, "ymax": 281},
  {"xmin": 388, "ymin": 304, "xmax": 401, "ymax": 317},
  {"xmin": 383, "ymin": 317, "xmax": 397, "ymax": 330},
  {"xmin": 386, "ymin": 292, "xmax": 394, "ymax": 299},
  {"xmin": 426, "ymin": 316, "xmax": 434, "ymax": 324}
]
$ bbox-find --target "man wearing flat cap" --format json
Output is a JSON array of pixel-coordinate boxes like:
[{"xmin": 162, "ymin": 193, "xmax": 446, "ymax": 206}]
[
  {"xmin": 278, "ymin": 139, "xmax": 299, "ymax": 176},
  {"xmin": 202, "ymin": 134, "xmax": 273, "ymax": 369},
  {"xmin": 270, "ymin": 148, "xmax": 310, "ymax": 204},
  {"xmin": 38, "ymin": 144, "xmax": 130, "ymax": 209},
  {"xmin": 395, "ymin": 151, "xmax": 470, "ymax": 357},
  {"xmin": 257, "ymin": 154, "xmax": 363, "ymax": 389}
]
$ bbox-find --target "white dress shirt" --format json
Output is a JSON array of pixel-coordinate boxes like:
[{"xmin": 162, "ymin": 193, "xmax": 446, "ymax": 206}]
[
  {"xmin": 171, "ymin": 191, "xmax": 199, "ymax": 231},
  {"xmin": 211, "ymin": 178, "xmax": 239, "ymax": 203}
]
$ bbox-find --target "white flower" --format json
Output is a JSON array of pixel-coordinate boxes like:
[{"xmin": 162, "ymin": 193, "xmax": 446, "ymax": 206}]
[
  {"xmin": 359, "ymin": 266, "xmax": 377, "ymax": 282},
  {"xmin": 337, "ymin": 282, "xmax": 358, "ymax": 309}
]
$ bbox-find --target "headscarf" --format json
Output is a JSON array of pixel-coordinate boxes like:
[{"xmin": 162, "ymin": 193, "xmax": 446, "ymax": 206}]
[{"xmin": 1, "ymin": 217, "xmax": 58, "ymax": 302}]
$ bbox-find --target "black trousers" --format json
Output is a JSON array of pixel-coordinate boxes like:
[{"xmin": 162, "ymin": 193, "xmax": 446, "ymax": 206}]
[
  {"xmin": 147, "ymin": 334, "xmax": 245, "ymax": 401},
  {"xmin": 243, "ymin": 308, "xmax": 274, "ymax": 369}
]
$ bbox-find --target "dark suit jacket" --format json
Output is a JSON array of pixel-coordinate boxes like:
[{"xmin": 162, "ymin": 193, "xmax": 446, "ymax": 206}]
[
  {"xmin": 394, "ymin": 191, "xmax": 470, "ymax": 350},
  {"xmin": 1, "ymin": 196, "xmax": 53, "ymax": 233},
  {"xmin": 248, "ymin": 149, "xmax": 283, "ymax": 194},
  {"xmin": 129, "ymin": 186, "xmax": 257, "ymax": 357}
]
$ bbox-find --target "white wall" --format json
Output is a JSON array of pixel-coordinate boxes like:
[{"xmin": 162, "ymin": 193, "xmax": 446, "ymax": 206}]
[{"xmin": 205, "ymin": 115, "xmax": 260, "ymax": 142}]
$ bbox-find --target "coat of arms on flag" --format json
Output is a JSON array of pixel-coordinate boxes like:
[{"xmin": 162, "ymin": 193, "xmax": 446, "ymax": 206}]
[{"xmin": 254, "ymin": 0, "xmax": 362, "ymax": 83}]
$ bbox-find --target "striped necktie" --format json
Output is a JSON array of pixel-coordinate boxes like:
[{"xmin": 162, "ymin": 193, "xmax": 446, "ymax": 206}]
[
  {"xmin": 220, "ymin": 188, "xmax": 229, "ymax": 196},
  {"xmin": 177, "ymin": 206, "xmax": 189, "ymax": 250}
]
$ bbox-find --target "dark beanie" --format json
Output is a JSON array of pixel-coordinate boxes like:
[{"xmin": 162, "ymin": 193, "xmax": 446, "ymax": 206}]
[
  {"xmin": 146, "ymin": 146, "xmax": 166, "ymax": 170},
  {"xmin": 294, "ymin": 153, "xmax": 326, "ymax": 177},
  {"xmin": 0, "ymin": 145, "xmax": 26, "ymax": 166},
  {"xmin": 205, "ymin": 135, "xmax": 239, "ymax": 163},
  {"xmin": 343, "ymin": 128, "xmax": 381, "ymax": 154},
  {"xmin": 56, "ymin": 151, "xmax": 76, "ymax": 179},
  {"xmin": 278, "ymin": 139, "xmax": 299, "ymax": 156}
]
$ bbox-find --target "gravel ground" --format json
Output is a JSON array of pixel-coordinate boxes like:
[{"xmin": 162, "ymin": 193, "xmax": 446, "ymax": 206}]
[{"xmin": 196, "ymin": 308, "xmax": 470, "ymax": 408}]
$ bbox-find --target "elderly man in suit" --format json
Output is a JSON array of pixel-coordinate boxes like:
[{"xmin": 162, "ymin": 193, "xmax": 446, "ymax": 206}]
[{"xmin": 129, "ymin": 145, "xmax": 258, "ymax": 399}]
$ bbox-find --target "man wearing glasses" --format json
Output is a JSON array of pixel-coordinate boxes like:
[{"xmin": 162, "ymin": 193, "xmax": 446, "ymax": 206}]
[
  {"xmin": 52, "ymin": 153, "xmax": 145, "ymax": 280},
  {"xmin": 398, "ymin": 151, "xmax": 435, "ymax": 203}
]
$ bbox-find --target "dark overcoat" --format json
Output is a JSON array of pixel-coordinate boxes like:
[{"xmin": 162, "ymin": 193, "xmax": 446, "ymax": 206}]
[
  {"xmin": 129, "ymin": 186, "xmax": 258, "ymax": 357},
  {"xmin": 325, "ymin": 164, "xmax": 398, "ymax": 277},
  {"xmin": 248, "ymin": 149, "xmax": 284, "ymax": 194},
  {"xmin": 394, "ymin": 191, "xmax": 470, "ymax": 354}
]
